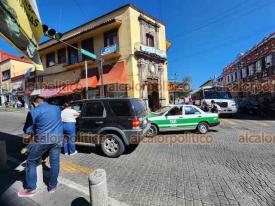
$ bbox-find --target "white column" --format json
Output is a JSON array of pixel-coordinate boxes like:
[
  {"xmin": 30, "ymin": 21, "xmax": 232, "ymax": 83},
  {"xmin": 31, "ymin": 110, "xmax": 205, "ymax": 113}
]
[{"xmin": 89, "ymin": 169, "xmax": 108, "ymax": 206}]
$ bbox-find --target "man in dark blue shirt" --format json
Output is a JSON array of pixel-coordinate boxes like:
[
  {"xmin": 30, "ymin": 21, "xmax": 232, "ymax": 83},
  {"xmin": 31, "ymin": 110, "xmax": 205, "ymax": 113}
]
[{"xmin": 18, "ymin": 96, "xmax": 63, "ymax": 197}]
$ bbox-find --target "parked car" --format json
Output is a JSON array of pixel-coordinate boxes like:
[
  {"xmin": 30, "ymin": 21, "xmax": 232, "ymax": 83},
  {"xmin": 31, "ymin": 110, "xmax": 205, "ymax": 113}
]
[
  {"xmin": 238, "ymin": 99, "xmax": 261, "ymax": 115},
  {"xmin": 71, "ymin": 98, "xmax": 151, "ymax": 157},
  {"xmin": 147, "ymin": 104, "xmax": 220, "ymax": 136},
  {"xmin": 260, "ymin": 101, "xmax": 275, "ymax": 117}
]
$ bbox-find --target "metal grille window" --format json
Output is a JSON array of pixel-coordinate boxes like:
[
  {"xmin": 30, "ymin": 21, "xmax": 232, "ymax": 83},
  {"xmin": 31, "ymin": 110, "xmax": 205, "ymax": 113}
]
[
  {"xmin": 81, "ymin": 38, "xmax": 94, "ymax": 61},
  {"xmin": 248, "ymin": 64, "xmax": 255, "ymax": 76},
  {"xmin": 265, "ymin": 54, "xmax": 272, "ymax": 67},
  {"xmin": 57, "ymin": 48, "xmax": 66, "ymax": 64},
  {"xmin": 146, "ymin": 33, "xmax": 154, "ymax": 47},
  {"xmin": 68, "ymin": 43, "xmax": 79, "ymax": 64},
  {"xmin": 46, "ymin": 52, "xmax": 56, "ymax": 67},
  {"xmin": 2, "ymin": 70, "xmax": 10, "ymax": 81},
  {"xmin": 37, "ymin": 76, "xmax": 43, "ymax": 83},
  {"xmin": 104, "ymin": 30, "xmax": 117, "ymax": 47},
  {"xmin": 242, "ymin": 68, "xmax": 247, "ymax": 78},
  {"xmin": 255, "ymin": 60, "xmax": 262, "ymax": 73}
]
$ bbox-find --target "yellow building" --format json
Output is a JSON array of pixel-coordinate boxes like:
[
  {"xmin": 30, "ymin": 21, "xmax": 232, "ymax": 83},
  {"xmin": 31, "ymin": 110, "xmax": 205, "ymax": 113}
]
[
  {"xmin": 38, "ymin": 4, "xmax": 170, "ymax": 110},
  {"xmin": 0, "ymin": 50, "xmax": 35, "ymax": 106}
]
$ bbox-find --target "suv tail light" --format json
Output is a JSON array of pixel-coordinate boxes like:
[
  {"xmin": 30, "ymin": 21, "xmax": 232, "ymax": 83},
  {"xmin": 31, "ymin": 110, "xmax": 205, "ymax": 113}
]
[{"xmin": 132, "ymin": 116, "xmax": 140, "ymax": 129}]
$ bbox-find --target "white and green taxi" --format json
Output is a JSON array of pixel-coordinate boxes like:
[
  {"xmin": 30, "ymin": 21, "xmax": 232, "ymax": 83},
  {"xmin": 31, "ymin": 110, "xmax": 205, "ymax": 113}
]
[{"xmin": 147, "ymin": 104, "xmax": 220, "ymax": 135}]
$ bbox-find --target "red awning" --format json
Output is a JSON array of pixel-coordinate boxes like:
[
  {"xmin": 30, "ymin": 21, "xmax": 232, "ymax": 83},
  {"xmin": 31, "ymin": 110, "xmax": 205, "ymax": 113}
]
[
  {"xmin": 79, "ymin": 76, "xmax": 98, "ymax": 88},
  {"xmin": 97, "ymin": 61, "xmax": 127, "ymax": 85},
  {"xmin": 58, "ymin": 83, "xmax": 82, "ymax": 96},
  {"xmin": 40, "ymin": 87, "xmax": 64, "ymax": 98}
]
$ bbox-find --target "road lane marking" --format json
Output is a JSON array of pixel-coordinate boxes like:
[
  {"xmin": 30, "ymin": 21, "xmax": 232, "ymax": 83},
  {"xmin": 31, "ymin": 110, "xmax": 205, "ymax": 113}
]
[
  {"xmin": 248, "ymin": 120, "xmax": 269, "ymax": 127},
  {"xmin": 46, "ymin": 159, "xmax": 94, "ymax": 175},
  {"xmin": 7, "ymin": 155, "xmax": 129, "ymax": 206},
  {"xmin": 221, "ymin": 119, "xmax": 238, "ymax": 125}
]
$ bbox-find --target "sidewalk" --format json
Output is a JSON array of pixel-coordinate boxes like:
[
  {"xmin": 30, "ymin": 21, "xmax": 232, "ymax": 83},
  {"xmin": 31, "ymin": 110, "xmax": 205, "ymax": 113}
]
[
  {"xmin": 0, "ymin": 138, "xmax": 91, "ymax": 206},
  {"xmin": 0, "ymin": 166, "xmax": 90, "ymax": 206},
  {"xmin": 0, "ymin": 131, "xmax": 129, "ymax": 206}
]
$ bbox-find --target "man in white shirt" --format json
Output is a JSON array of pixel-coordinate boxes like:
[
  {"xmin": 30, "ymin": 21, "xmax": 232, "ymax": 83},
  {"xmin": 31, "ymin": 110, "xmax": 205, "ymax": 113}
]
[{"xmin": 61, "ymin": 103, "xmax": 80, "ymax": 155}]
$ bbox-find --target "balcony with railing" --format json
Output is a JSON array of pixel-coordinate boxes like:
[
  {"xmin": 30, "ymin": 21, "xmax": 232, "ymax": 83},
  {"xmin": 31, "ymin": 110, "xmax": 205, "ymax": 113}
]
[{"xmin": 100, "ymin": 44, "xmax": 120, "ymax": 60}]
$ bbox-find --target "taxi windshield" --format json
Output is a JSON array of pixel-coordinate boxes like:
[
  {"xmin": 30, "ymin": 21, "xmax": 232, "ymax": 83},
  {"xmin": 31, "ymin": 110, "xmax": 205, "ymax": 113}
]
[{"xmin": 154, "ymin": 106, "xmax": 172, "ymax": 115}]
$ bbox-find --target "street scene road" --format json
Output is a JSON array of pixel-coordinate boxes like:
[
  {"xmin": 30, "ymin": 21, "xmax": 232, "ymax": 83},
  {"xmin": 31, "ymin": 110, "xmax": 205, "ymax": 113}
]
[
  {"xmin": 1, "ymin": 111, "xmax": 274, "ymax": 206},
  {"xmin": 0, "ymin": 1, "xmax": 275, "ymax": 206}
]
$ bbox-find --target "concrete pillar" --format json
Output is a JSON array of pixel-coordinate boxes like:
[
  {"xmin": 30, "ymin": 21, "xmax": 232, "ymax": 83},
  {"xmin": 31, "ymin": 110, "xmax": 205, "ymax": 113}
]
[
  {"xmin": 0, "ymin": 141, "xmax": 8, "ymax": 170},
  {"xmin": 89, "ymin": 169, "xmax": 108, "ymax": 206}
]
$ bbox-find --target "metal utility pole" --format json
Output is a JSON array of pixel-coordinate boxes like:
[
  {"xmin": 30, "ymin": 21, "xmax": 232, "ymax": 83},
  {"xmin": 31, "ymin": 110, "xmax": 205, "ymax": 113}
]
[
  {"xmin": 99, "ymin": 59, "xmax": 104, "ymax": 97},
  {"xmin": 85, "ymin": 60, "xmax": 88, "ymax": 99}
]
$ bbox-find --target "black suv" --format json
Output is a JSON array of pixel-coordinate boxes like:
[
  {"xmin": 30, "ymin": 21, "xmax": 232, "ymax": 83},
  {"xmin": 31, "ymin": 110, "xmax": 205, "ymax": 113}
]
[{"xmin": 71, "ymin": 98, "xmax": 151, "ymax": 157}]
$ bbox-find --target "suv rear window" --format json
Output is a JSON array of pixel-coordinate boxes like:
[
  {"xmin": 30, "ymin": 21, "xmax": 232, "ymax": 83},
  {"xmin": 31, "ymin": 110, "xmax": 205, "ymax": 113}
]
[
  {"xmin": 131, "ymin": 99, "xmax": 147, "ymax": 115},
  {"xmin": 109, "ymin": 100, "xmax": 132, "ymax": 116},
  {"xmin": 84, "ymin": 102, "xmax": 106, "ymax": 117}
]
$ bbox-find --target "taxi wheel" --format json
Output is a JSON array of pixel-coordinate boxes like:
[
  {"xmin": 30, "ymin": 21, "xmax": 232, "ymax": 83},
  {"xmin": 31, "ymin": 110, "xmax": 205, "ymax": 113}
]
[
  {"xmin": 197, "ymin": 122, "xmax": 209, "ymax": 134},
  {"xmin": 147, "ymin": 124, "xmax": 158, "ymax": 137}
]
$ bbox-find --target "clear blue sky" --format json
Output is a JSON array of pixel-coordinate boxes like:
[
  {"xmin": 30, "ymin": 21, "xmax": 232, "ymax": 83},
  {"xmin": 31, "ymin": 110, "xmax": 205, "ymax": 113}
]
[{"xmin": 1, "ymin": 0, "xmax": 274, "ymax": 88}]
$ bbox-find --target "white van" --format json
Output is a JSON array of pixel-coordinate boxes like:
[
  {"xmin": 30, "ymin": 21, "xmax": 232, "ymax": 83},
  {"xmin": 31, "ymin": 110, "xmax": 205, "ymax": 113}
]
[{"xmin": 191, "ymin": 86, "xmax": 238, "ymax": 114}]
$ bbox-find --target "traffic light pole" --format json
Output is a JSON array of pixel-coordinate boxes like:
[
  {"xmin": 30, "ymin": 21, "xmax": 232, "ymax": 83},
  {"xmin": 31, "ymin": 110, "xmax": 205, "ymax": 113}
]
[
  {"xmin": 99, "ymin": 59, "xmax": 104, "ymax": 97},
  {"xmin": 45, "ymin": 34, "xmax": 105, "ymax": 98},
  {"xmin": 85, "ymin": 60, "xmax": 88, "ymax": 99}
]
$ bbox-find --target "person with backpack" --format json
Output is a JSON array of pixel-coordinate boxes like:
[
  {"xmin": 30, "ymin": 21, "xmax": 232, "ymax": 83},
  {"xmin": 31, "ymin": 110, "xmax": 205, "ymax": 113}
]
[{"xmin": 210, "ymin": 100, "xmax": 221, "ymax": 114}]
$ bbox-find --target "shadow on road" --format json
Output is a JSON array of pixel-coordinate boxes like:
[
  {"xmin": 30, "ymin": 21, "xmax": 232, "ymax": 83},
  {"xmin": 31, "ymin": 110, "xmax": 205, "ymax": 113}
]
[
  {"xmin": 220, "ymin": 113, "xmax": 275, "ymax": 121},
  {"xmin": 71, "ymin": 197, "xmax": 90, "ymax": 206},
  {"xmin": 0, "ymin": 132, "xmax": 38, "ymax": 206}
]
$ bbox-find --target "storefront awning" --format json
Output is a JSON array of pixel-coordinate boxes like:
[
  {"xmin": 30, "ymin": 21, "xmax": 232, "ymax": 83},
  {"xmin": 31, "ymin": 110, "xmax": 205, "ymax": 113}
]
[
  {"xmin": 40, "ymin": 87, "xmax": 64, "ymax": 98},
  {"xmin": 79, "ymin": 76, "xmax": 98, "ymax": 88},
  {"xmin": 58, "ymin": 83, "xmax": 82, "ymax": 96},
  {"xmin": 97, "ymin": 61, "xmax": 127, "ymax": 85}
]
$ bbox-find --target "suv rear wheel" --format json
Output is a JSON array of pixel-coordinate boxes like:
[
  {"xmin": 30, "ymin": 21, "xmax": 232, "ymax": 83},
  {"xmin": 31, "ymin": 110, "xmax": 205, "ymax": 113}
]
[
  {"xmin": 101, "ymin": 133, "xmax": 125, "ymax": 158},
  {"xmin": 197, "ymin": 122, "xmax": 209, "ymax": 134},
  {"xmin": 147, "ymin": 124, "xmax": 158, "ymax": 137}
]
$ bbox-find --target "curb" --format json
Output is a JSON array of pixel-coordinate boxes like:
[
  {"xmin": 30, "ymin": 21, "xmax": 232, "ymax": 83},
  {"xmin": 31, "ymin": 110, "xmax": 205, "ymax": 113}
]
[{"xmin": 7, "ymin": 156, "xmax": 130, "ymax": 206}]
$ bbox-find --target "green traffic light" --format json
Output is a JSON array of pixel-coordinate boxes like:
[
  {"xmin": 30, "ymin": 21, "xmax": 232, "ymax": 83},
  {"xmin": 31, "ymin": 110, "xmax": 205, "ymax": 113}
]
[{"xmin": 54, "ymin": 32, "xmax": 63, "ymax": 40}]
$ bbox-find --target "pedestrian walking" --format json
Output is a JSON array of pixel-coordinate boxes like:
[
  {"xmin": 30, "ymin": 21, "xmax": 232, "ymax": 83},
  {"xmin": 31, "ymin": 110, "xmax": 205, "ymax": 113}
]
[
  {"xmin": 18, "ymin": 96, "xmax": 63, "ymax": 197},
  {"xmin": 61, "ymin": 102, "xmax": 80, "ymax": 155},
  {"xmin": 210, "ymin": 100, "xmax": 221, "ymax": 114}
]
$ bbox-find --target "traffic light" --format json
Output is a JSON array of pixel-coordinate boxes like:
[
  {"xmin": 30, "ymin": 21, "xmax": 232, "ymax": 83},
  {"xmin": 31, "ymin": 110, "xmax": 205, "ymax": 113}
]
[{"xmin": 42, "ymin": 25, "xmax": 63, "ymax": 40}]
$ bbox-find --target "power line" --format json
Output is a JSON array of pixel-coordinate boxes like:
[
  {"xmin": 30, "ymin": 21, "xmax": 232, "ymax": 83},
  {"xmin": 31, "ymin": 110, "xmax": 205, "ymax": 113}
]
[
  {"xmin": 168, "ymin": 25, "xmax": 275, "ymax": 63},
  {"xmin": 73, "ymin": 0, "xmax": 89, "ymax": 21},
  {"xmin": 170, "ymin": 0, "xmax": 274, "ymax": 39}
]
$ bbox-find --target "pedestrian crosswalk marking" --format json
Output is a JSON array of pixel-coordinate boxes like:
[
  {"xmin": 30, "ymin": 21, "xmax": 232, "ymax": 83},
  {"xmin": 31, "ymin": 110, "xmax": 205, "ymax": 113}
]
[
  {"xmin": 46, "ymin": 159, "xmax": 94, "ymax": 175},
  {"xmin": 221, "ymin": 119, "xmax": 237, "ymax": 125},
  {"xmin": 248, "ymin": 120, "xmax": 269, "ymax": 127}
]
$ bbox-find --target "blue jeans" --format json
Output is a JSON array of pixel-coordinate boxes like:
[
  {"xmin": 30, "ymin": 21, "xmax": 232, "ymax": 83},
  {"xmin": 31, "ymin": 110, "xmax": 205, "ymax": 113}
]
[
  {"xmin": 63, "ymin": 122, "xmax": 76, "ymax": 154},
  {"xmin": 26, "ymin": 143, "xmax": 61, "ymax": 191}
]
